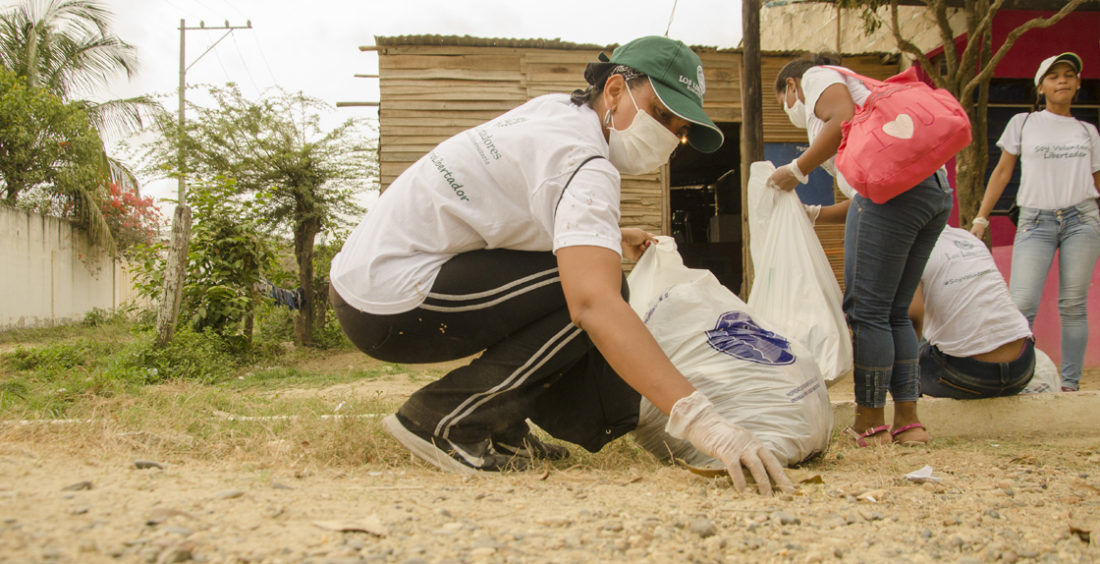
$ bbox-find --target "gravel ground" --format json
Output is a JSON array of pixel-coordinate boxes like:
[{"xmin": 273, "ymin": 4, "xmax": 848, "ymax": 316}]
[{"xmin": 0, "ymin": 429, "xmax": 1098, "ymax": 564}]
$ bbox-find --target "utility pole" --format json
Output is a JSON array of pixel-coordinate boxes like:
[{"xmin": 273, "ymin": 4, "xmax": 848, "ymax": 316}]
[
  {"xmin": 740, "ymin": 0, "xmax": 763, "ymax": 300},
  {"xmin": 156, "ymin": 18, "xmax": 252, "ymax": 347}
]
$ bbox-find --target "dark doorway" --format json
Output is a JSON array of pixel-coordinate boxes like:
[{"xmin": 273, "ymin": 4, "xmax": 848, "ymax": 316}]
[{"xmin": 668, "ymin": 122, "xmax": 742, "ymax": 293}]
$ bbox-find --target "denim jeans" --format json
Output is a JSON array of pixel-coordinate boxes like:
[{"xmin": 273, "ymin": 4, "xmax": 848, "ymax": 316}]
[
  {"xmin": 844, "ymin": 171, "xmax": 952, "ymax": 408},
  {"xmin": 918, "ymin": 339, "xmax": 1036, "ymax": 399},
  {"xmin": 1009, "ymin": 200, "xmax": 1100, "ymax": 390}
]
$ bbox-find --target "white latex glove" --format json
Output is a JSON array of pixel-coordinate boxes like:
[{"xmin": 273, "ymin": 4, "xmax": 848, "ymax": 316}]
[
  {"xmin": 667, "ymin": 391, "xmax": 795, "ymax": 495},
  {"xmin": 803, "ymin": 204, "xmax": 821, "ymax": 224}
]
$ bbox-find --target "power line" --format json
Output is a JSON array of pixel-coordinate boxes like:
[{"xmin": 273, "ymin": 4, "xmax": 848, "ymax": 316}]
[
  {"xmin": 665, "ymin": 0, "xmax": 680, "ymax": 36},
  {"xmin": 246, "ymin": 26, "xmax": 280, "ymax": 86},
  {"xmin": 230, "ymin": 31, "xmax": 263, "ymax": 95}
]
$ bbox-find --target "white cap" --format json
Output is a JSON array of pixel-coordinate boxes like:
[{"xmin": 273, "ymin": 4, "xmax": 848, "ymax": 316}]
[{"xmin": 1034, "ymin": 52, "xmax": 1082, "ymax": 86}]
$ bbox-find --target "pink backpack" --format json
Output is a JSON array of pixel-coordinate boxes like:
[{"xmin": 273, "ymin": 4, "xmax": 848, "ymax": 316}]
[{"xmin": 827, "ymin": 66, "xmax": 972, "ymax": 204}]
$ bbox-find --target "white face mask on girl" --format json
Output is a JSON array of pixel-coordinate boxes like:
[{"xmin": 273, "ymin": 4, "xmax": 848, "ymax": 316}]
[
  {"xmin": 606, "ymin": 86, "xmax": 681, "ymax": 175},
  {"xmin": 783, "ymin": 85, "xmax": 808, "ymax": 129}
]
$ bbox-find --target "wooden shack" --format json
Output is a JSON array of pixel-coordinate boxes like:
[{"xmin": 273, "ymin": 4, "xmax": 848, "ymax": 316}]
[{"xmin": 369, "ymin": 35, "xmax": 897, "ymax": 293}]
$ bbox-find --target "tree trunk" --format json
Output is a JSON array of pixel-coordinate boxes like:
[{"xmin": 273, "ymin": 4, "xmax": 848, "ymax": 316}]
[
  {"xmin": 155, "ymin": 204, "xmax": 192, "ymax": 347},
  {"xmin": 293, "ymin": 216, "xmax": 320, "ymax": 347},
  {"xmin": 244, "ymin": 285, "xmax": 255, "ymax": 345}
]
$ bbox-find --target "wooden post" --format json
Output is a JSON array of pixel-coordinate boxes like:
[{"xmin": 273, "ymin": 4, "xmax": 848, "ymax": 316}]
[
  {"xmin": 154, "ymin": 18, "xmax": 251, "ymax": 347},
  {"xmin": 155, "ymin": 205, "xmax": 191, "ymax": 346},
  {"xmin": 740, "ymin": 0, "xmax": 764, "ymax": 300},
  {"xmin": 155, "ymin": 19, "xmax": 190, "ymax": 347}
]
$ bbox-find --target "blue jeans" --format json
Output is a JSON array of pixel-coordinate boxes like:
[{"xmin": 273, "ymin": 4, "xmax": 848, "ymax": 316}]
[
  {"xmin": 918, "ymin": 339, "xmax": 1036, "ymax": 399},
  {"xmin": 844, "ymin": 172, "xmax": 952, "ymax": 408},
  {"xmin": 1009, "ymin": 200, "xmax": 1100, "ymax": 390}
]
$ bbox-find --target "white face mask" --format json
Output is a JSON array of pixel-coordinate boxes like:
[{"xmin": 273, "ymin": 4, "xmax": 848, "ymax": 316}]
[
  {"xmin": 605, "ymin": 86, "xmax": 680, "ymax": 175},
  {"xmin": 783, "ymin": 85, "xmax": 807, "ymax": 129}
]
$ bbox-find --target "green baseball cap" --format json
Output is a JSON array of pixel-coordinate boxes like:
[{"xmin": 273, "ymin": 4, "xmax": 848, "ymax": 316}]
[{"xmin": 605, "ymin": 36, "xmax": 724, "ymax": 153}]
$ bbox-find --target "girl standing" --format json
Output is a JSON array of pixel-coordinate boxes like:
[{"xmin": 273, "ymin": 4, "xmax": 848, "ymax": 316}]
[
  {"xmin": 971, "ymin": 52, "xmax": 1100, "ymax": 392},
  {"xmin": 768, "ymin": 54, "xmax": 952, "ymax": 446}
]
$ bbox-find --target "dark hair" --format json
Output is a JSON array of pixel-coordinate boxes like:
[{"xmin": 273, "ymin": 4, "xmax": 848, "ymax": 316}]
[
  {"xmin": 774, "ymin": 52, "xmax": 842, "ymax": 93},
  {"xmin": 570, "ymin": 63, "xmax": 648, "ymax": 107}
]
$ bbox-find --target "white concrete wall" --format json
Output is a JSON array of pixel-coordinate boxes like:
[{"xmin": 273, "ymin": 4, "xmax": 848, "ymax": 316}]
[
  {"xmin": 1, "ymin": 206, "xmax": 145, "ymax": 329},
  {"xmin": 760, "ymin": 3, "xmax": 966, "ymax": 56}
]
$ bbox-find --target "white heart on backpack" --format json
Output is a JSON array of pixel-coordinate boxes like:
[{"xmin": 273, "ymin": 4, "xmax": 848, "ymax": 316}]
[{"xmin": 882, "ymin": 113, "xmax": 914, "ymax": 139}]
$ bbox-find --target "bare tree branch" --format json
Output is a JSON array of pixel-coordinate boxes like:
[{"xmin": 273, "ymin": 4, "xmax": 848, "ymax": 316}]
[
  {"xmin": 929, "ymin": 0, "xmax": 961, "ymax": 85},
  {"xmin": 960, "ymin": 0, "xmax": 1089, "ymax": 102},
  {"xmin": 890, "ymin": 0, "xmax": 945, "ymax": 87}
]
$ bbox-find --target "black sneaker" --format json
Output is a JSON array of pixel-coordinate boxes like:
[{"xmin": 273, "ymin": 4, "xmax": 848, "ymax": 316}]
[
  {"xmin": 382, "ymin": 413, "xmax": 528, "ymax": 473},
  {"xmin": 492, "ymin": 432, "xmax": 571, "ymax": 461}
]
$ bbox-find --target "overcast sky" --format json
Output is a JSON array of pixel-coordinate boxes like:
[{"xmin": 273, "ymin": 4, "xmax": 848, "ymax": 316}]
[{"xmin": 7, "ymin": 0, "xmax": 746, "ymax": 202}]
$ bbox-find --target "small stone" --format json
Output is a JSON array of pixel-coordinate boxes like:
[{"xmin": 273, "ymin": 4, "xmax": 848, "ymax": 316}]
[
  {"xmin": 134, "ymin": 460, "xmax": 163, "ymax": 470},
  {"xmin": 689, "ymin": 518, "xmax": 717, "ymax": 538},
  {"xmin": 772, "ymin": 511, "xmax": 801, "ymax": 525},
  {"xmin": 62, "ymin": 481, "xmax": 93, "ymax": 491},
  {"xmin": 156, "ymin": 541, "xmax": 195, "ymax": 564},
  {"xmin": 271, "ymin": 482, "xmax": 293, "ymax": 490},
  {"xmin": 438, "ymin": 508, "xmax": 452, "ymax": 518},
  {"xmin": 144, "ymin": 507, "xmax": 196, "ymax": 526},
  {"xmin": 214, "ymin": 489, "xmax": 244, "ymax": 500},
  {"xmin": 469, "ymin": 546, "xmax": 496, "ymax": 558}
]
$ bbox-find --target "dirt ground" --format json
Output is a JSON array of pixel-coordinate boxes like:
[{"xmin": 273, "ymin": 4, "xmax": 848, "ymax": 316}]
[{"xmin": 1, "ymin": 355, "xmax": 1098, "ymax": 564}]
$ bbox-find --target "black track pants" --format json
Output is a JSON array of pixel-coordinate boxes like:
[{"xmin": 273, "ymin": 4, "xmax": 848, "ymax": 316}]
[{"xmin": 331, "ymin": 249, "xmax": 640, "ymax": 452}]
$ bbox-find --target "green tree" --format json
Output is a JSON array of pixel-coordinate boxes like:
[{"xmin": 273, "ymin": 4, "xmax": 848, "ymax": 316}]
[
  {"xmin": 146, "ymin": 85, "xmax": 377, "ymax": 346},
  {"xmin": 836, "ymin": 0, "xmax": 1092, "ymax": 233},
  {"xmin": 0, "ymin": 66, "xmax": 112, "ymax": 247},
  {"xmin": 0, "ymin": 0, "xmax": 157, "ymax": 135},
  {"xmin": 183, "ymin": 177, "xmax": 275, "ymax": 339},
  {"xmin": 0, "ymin": 0, "xmax": 166, "ymax": 254}
]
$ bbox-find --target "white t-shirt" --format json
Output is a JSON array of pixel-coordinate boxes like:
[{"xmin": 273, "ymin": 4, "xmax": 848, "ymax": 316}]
[
  {"xmin": 997, "ymin": 110, "xmax": 1100, "ymax": 210},
  {"xmin": 330, "ymin": 94, "xmax": 622, "ymax": 315},
  {"xmin": 920, "ymin": 227, "xmax": 1031, "ymax": 357},
  {"xmin": 800, "ymin": 66, "xmax": 872, "ymax": 200}
]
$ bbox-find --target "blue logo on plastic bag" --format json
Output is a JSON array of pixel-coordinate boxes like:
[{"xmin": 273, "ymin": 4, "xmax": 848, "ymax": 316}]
[{"xmin": 705, "ymin": 311, "xmax": 795, "ymax": 365}]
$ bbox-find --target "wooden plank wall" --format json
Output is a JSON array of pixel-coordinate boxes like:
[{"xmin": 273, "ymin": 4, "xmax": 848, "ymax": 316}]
[{"xmin": 377, "ymin": 45, "xmax": 668, "ymax": 234}]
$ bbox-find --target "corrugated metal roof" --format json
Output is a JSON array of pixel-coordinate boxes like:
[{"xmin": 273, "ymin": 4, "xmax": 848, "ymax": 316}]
[
  {"xmin": 368, "ymin": 34, "xmax": 892, "ymax": 58},
  {"xmin": 373, "ymin": 35, "xmax": 612, "ymax": 50}
]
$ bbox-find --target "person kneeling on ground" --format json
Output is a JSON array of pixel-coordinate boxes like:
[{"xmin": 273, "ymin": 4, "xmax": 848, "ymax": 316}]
[
  {"xmin": 908, "ymin": 226, "xmax": 1035, "ymax": 398},
  {"xmin": 328, "ymin": 36, "xmax": 793, "ymax": 495}
]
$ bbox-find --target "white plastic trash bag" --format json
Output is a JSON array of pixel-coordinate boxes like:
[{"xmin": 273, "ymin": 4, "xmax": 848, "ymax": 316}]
[
  {"xmin": 628, "ymin": 237, "xmax": 833, "ymax": 466},
  {"xmin": 746, "ymin": 160, "xmax": 852, "ymax": 383},
  {"xmin": 1020, "ymin": 347, "xmax": 1059, "ymax": 394}
]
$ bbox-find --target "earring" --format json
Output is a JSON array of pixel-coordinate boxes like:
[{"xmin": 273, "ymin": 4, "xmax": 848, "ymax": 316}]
[{"xmin": 603, "ymin": 110, "xmax": 612, "ymax": 127}]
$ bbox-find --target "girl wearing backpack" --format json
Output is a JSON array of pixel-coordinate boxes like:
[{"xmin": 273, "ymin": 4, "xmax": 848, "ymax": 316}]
[
  {"xmin": 768, "ymin": 54, "xmax": 952, "ymax": 447},
  {"xmin": 970, "ymin": 52, "xmax": 1100, "ymax": 392}
]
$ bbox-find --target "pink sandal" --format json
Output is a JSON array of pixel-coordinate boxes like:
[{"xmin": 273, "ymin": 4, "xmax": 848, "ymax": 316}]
[
  {"xmin": 844, "ymin": 425, "xmax": 890, "ymax": 447},
  {"xmin": 890, "ymin": 422, "xmax": 928, "ymax": 446}
]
